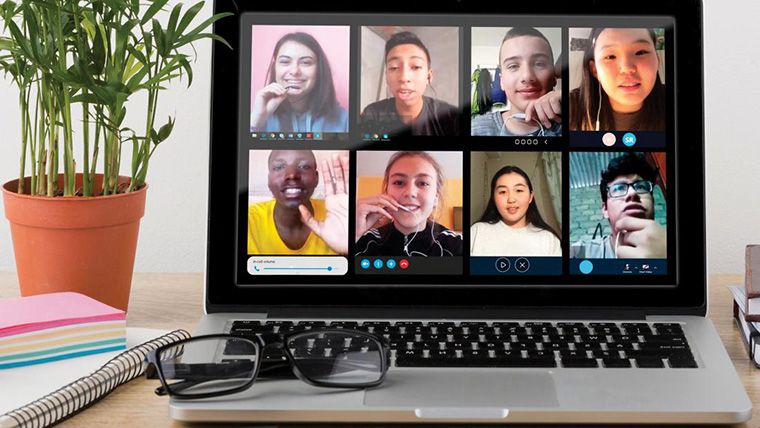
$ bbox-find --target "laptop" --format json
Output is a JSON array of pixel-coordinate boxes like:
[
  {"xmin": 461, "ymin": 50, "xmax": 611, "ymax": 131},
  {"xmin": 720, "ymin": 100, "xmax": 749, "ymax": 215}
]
[{"xmin": 170, "ymin": 0, "xmax": 753, "ymax": 423}]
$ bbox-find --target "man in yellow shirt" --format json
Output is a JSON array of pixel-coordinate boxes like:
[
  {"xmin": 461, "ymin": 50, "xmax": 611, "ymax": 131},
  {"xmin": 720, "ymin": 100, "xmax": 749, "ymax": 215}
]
[{"xmin": 248, "ymin": 150, "xmax": 348, "ymax": 255}]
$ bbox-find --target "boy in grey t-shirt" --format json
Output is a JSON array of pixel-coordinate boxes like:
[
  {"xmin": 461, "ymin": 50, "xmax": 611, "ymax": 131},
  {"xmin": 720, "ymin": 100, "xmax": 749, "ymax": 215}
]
[{"xmin": 471, "ymin": 27, "xmax": 562, "ymax": 137}]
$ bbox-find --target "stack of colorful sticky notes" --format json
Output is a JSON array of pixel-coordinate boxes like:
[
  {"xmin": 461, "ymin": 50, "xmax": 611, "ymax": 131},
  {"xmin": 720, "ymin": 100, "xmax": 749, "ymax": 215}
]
[{"xmin": 0, "ymin": 292, "xmax": 127, "ymax": 369}]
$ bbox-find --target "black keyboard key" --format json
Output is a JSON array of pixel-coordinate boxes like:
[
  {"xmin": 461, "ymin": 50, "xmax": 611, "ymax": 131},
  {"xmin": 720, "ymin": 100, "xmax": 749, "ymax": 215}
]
[
  {"xmin": 578, "ymin": 334, "xmax": 607, "ymax": 343},
  {"xmin": 329, "ymin": 321, "xmax": 359, "ymax": 328},
  {"xmin": 637, "ymin": 343, "xmax": 690, "ymax": 353},
  {"xmin": 524, "ymin": 322, "xmax": 553, "ymax": 328},
  {"xmin": 500, "ymin": 326, "xmax": 528, "ymax": 335},
  {"xmin": 654, "ymin": 323, "xmax": 683, "ymax": 334},
  {"xmin": 593, "ymin": 350, "xmax": 621, "ymax": 359},
  {"xmin": 546, "ymin": 334, "xmax": 576, "ymax": 343},
  {"xmin": 594, "ymin": 327, "xmax": 622, "ymax": 335},
  {"xmin": 461, "ymin": 349, "xmax": 490, "ymax": 359},
  {"xmin": 635, "ymin": 357, "xmax": 665, "ymax": 368},
  {"xmin": 610, "ymin": 334, "xmax": 639, "ymax": 343},
  {"xmin": 640, "ymin": 334, "xmax": 687, "ymax": 344},
  {"xmin": 557, "ymin": 322, "xmax": 586, "ymax": 328},
  {"xmin": 531, "ymin": 327, "xmax": 559, "ymax": 335},
  {"xmin": 574, "ymin": 342, "xmax": 603, "ymax": 350},
  {"xmin": 563, "ymin": 327, "xmax": 590, "ymax": 335},
  {"xmin": 608, "ymin": 342, "xmax": 636, "ymax": 351},
  {"xmin": 223, "ymin": 339, "xmax": 256, "ymax": 355},
  {"xmin": 510, "ymin": 342, "xmax": 538, "ymax": 350},
  {"xmin": 668, "ymin": 355, "xmax": 698, "ymax": 368},
  {"xmin": 514, "ymin": 334, "xmax": 542, "ymax": 343},
  {"xmin": 494, "ymin": 350, "xmax": 523, "ymax": 358},
  {"xmin": 298, "ymin": 321, "xmax": 327, "ymax": 328},
  {"xmin": 459, "ymin": 322, "xmax": 489, "ymax": 328},
  {"xmin": 526, "ymin": 350, "xmax": 553, "ymax": 358},
  {"xmin": 602, "ymin": 358, "xmax": 632, "ymax": 368},
  {"xmin": 362, "ymin": 321, "xmax": 391, "ymax": 327},
  {"xmin": 230, "ymin": 325, "xmax": 274, "ymax": 334},
  {"xmin": 562, "ymin": 357, "xmax": 598, "ymax": 368},
  {"xmin": 410, "ymin": 342, "xmax": 441, "ymax": 351},
  {"xmin": 589, "ymin": 323, "xmax": 617, "ymax": 328},
  {"xmin": 428, "ymin": 349, "xmax": 458, "ymax": 359},
  {"xmin": 560, "ymin": 350, "xmax": 587, "ymax": 358},
  {"xmin": 449, "ymin": 334, "xmax": 479, "ymax": 343},
  {"xmin": 387, "ymin": 333, "xmax": 415, "ymax": 343},
  {"xmin": 543, "ymin": 342, "xmax": 572, "ymax": 350},
  {"xmin": 492, "ymin": 322, "xmax": 520, "ymax": 328},
  {"xmin": 419, "ymin": 334, "xmax": 445, "ymax": 342},
  {"xmin": 395, "ymin": 321, "xmax": 423, "ymax": 328}
]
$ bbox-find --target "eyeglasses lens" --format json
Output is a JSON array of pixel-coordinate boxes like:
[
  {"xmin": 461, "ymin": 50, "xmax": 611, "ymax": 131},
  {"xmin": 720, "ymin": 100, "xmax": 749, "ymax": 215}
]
[
  {"xmin": 286, "ymin": 331, "xmax": 384, "ymax": 386},
  {"xmin": 157, "ymin": 337, "xmax": 258, "ymax": 396}
]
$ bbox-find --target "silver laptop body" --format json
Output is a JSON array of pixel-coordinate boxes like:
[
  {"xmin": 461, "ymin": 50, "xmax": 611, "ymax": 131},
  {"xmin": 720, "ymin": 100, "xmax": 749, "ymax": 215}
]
[{"xmin": 170, "ymin": 0, "xmax": 752, "ymax": 423}]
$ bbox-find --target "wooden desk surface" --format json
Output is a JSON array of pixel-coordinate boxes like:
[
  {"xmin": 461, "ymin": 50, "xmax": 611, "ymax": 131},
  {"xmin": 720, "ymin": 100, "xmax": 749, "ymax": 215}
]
[{"xmin": 0, "ymin": 272, "xmax": 757, "ymax": 427}]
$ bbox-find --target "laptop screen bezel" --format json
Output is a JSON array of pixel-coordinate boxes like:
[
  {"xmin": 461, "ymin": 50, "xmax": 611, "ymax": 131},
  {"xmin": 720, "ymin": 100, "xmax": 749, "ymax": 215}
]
[{"xmin": 205, "ymin": 0, "xmax": 705, "ymax": 316}]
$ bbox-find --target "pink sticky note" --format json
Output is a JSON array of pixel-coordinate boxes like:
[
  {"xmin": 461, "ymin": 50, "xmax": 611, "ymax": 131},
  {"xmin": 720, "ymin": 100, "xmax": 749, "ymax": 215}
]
[{"xmin": 0, "ymin": 292, "xmax": 126, "ymax": 338}]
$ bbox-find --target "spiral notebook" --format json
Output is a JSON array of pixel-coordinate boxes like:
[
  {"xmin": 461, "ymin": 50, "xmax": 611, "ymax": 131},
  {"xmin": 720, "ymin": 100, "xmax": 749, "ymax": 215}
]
[{"xmin": 0, "ymin": 329, "xmax": 190, "ymax": 428}]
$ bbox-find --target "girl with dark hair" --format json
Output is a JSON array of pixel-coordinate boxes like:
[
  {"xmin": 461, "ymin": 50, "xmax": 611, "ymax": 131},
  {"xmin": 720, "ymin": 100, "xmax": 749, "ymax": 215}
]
[
  {"xmin": 569, "ymin": 28, "xmax": 665, "ymax": 132},
  {"xmin": 250, "ymin": 32, "xmax": 348, "ymax": 133},
  {"xmin": 471, "ymin": 166, "xmax": 561, "ymax": 256},
  {"xmin": 360, "ymin": 31, "xmax": 459, "ymax": 137}
]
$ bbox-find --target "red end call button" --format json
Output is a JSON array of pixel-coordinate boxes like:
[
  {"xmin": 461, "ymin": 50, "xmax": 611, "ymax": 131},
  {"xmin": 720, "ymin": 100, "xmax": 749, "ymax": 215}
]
[{"xmin": 400, "ymin": 259, "xmax": 409, "ymax": 269}]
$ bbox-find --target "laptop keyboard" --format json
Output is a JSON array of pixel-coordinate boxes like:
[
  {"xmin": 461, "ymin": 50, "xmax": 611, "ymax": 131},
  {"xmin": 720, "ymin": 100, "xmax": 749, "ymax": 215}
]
[{"xmin": 229, "ymin": 320, "xmax": 697, "ymax": 369}]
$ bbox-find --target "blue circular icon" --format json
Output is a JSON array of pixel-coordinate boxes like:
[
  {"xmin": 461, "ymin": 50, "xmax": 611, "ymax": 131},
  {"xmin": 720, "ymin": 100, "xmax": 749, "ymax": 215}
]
[
  {"xmin": 373, "ymin": 259, "xmax": 384, "ymax": 269},
  {"xmin": 360, "ymin": 259, "xmax": 370, "ymax": 269},
  {"xmin": 623, "ymin": 133, "xmax": 637, "ymax": 147},
  {"xmin": 579, "ymin": 260, "xmax": 594, "ymax": 275},
  {"xmin": 327, "ymin": 266, "xmax": 332, "ymax": 272},
  {"xmin": 386, "ymin": 259, "xmax": 397, "ymax": 269}
]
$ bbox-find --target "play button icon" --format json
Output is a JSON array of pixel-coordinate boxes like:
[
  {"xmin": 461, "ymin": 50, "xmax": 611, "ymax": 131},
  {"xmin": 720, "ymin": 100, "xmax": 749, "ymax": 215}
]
[{"xmin": 495, "ymin": 258, "xmax": 511, "ymax": 273}]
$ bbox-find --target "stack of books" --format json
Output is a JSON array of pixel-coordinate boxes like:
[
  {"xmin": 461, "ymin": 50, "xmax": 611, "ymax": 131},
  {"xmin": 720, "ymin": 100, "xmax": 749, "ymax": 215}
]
[
  {"xmin": 0, "ymin": 292, "xmax": 127, "ymax": 369},
  {"xmin": 729, "ymin": 245, "xmax": 760, "ymax": 367}
]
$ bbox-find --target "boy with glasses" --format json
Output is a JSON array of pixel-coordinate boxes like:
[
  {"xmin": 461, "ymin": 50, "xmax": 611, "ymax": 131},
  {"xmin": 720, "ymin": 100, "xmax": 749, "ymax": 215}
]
[{"xmin": 570, "ymin": 153, "xmax": 666, "ymax": 259}]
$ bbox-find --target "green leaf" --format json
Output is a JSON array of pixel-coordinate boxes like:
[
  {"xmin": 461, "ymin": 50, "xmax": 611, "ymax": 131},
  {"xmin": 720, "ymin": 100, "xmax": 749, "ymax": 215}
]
[
  {"xmin": 166, "ymin": 2, "xmax": 182, "ymax": 46},
  {"xmin": 156, "ymin": 116, "xmax": 174, "ymax": 143},
  {"xmin": 177, "ymin": 55, "xmax": 192, "ymax": 87},
  {"xmin": 117, "ymin": 106, "xmax": 127, "ymax": 126},
  {"xmin": 175, "ymin": 32, "xmax": 231, "ymax": 51},
  {"xmin": 140, "ymin": 0, "xmax": 168, "ymax": 25},
  {"xmin": 125, "ymin": 64, "xmax": 147, "ymax": 91},
  {"xmin": 174, "ymin": 12, "xmax": 233, "ymax": 49},
  {"xmin": 150, "ymin": 128, "xmax": 159, "ymax": 145},
  {"xmin": 92, "ymin": 23, "xmax": 106, "ymax": 73},
  {"xmin": 175, "ymin": 1, "xmax": 203, "ymax": 38},
  {"xmin": 152, "ymin": 18, "xmax": 165, "ymax": 57}
]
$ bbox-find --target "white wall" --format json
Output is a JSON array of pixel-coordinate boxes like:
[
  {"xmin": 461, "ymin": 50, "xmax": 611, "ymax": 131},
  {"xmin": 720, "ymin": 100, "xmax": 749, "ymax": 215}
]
[{"xmin": 0, "ymin": 0, "xmax": 757, "ymax": 274}]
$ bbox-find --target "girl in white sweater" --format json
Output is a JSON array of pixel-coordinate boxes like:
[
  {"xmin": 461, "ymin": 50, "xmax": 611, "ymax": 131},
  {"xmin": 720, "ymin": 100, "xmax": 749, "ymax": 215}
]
[{"xmin": 471, "ymin": 166, "xmax": 561, "ymax": 257}]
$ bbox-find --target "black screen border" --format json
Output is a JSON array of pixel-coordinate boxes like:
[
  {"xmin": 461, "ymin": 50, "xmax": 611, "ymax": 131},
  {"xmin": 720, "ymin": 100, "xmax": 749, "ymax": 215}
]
[{"xmin": 207, "ymin": 0, "xmax": 704, "ymax": 316}]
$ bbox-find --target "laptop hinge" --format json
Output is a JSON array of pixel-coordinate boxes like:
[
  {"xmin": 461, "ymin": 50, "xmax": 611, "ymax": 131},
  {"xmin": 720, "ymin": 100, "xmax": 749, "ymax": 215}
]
[{"xmin": 259, "ymin": 306, "xmax": 648, "ymax": 320}]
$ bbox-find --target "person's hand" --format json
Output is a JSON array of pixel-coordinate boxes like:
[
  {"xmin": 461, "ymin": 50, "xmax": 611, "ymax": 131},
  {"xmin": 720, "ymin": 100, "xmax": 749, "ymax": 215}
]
[
  {"xmin": 524, "ymin": 90, "xmax": 562, "ymax": 129},
  {"xmin": 614, "ymin": 217, "xmax": 667, "ymax": 259},
  {"xmin": 251, "ymin": 83, "xmax": 290, "ymax": 129},
  {"xmin": 355, "ymin": 194, "xmax": 400, "ymax": 243},
  {"xmin": 299, "ymin": 154, "xmax": 349, "ymax": 255}
]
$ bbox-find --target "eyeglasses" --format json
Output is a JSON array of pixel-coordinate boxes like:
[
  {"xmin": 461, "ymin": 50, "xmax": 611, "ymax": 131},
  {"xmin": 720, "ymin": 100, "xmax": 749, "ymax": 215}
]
[
  {"xmin": 607, "ymin": 180, "xmax": 654, "ymax": 199},
  {"xmin": 144, "ymin": 329, "xmax": 390, "ymax": 399}
]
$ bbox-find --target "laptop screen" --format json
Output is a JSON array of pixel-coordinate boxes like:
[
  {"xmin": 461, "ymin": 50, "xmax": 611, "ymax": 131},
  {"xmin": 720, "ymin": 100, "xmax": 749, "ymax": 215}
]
[{"xmin": 234, "ymin": 13, "xmax": 677, "ymax": 288}]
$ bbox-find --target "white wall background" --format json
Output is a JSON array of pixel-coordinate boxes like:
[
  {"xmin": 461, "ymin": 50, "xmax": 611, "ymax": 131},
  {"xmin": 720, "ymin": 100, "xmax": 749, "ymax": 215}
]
[{"xmin": 0, "ymin": 0, "xmax": 757, "ymax": 274}]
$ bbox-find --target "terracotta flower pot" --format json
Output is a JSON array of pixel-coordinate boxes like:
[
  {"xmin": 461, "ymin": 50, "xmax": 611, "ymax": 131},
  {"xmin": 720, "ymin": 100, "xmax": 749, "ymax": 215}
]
[{"xmin": 2, "ymin": 174, "xmax": 147, "ymax": 312}]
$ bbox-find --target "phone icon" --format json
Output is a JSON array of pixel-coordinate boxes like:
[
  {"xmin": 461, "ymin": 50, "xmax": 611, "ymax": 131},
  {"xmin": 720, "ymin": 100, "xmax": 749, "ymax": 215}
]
[{"xmin": 253, "ymin": 266, "xmax": 260, "ymax": 272}]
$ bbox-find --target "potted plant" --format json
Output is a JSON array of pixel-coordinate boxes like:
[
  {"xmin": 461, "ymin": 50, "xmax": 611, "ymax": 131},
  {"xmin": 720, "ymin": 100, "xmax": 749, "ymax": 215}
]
[{"xmin": 0, "ymin": 0, "xmax": 231, "ymax": 310}]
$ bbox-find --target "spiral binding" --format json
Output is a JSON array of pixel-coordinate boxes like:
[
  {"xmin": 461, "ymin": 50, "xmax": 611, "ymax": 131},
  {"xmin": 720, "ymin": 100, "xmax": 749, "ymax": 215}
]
[{"xmin": 0, "ymin": 329, "xmax": 191, "ymax": 428}]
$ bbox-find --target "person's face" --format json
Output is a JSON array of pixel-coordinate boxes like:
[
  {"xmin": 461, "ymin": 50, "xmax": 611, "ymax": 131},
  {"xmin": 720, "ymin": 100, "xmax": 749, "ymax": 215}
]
[
  {"xmin": 493, "ymin": 172, "xmax": 534, "ymax": 227},
  {"xmin": 602, "ymin": 173, "xmax": 655, "ymax": 231},
  {"xmin": 385, "ymin": 44, "xmax": 432, "ymax": 107},
  {"xmin": 385, "ymin": 156, "xmax": 439, "ymax": 233},
  {"xmin": 590, "ymin": 29, "xmax": 659, "ymax": 113},
  {"xmin": 267, "ymin": 150, "xmax": 318, "ymax": 209},
  {"xmin": 274, "ymin": 41, "xmax": 318, "ymax": 103},
  {"xmin": 499, "ymin": 35, "xmax": 556, "ymax": 113}
]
